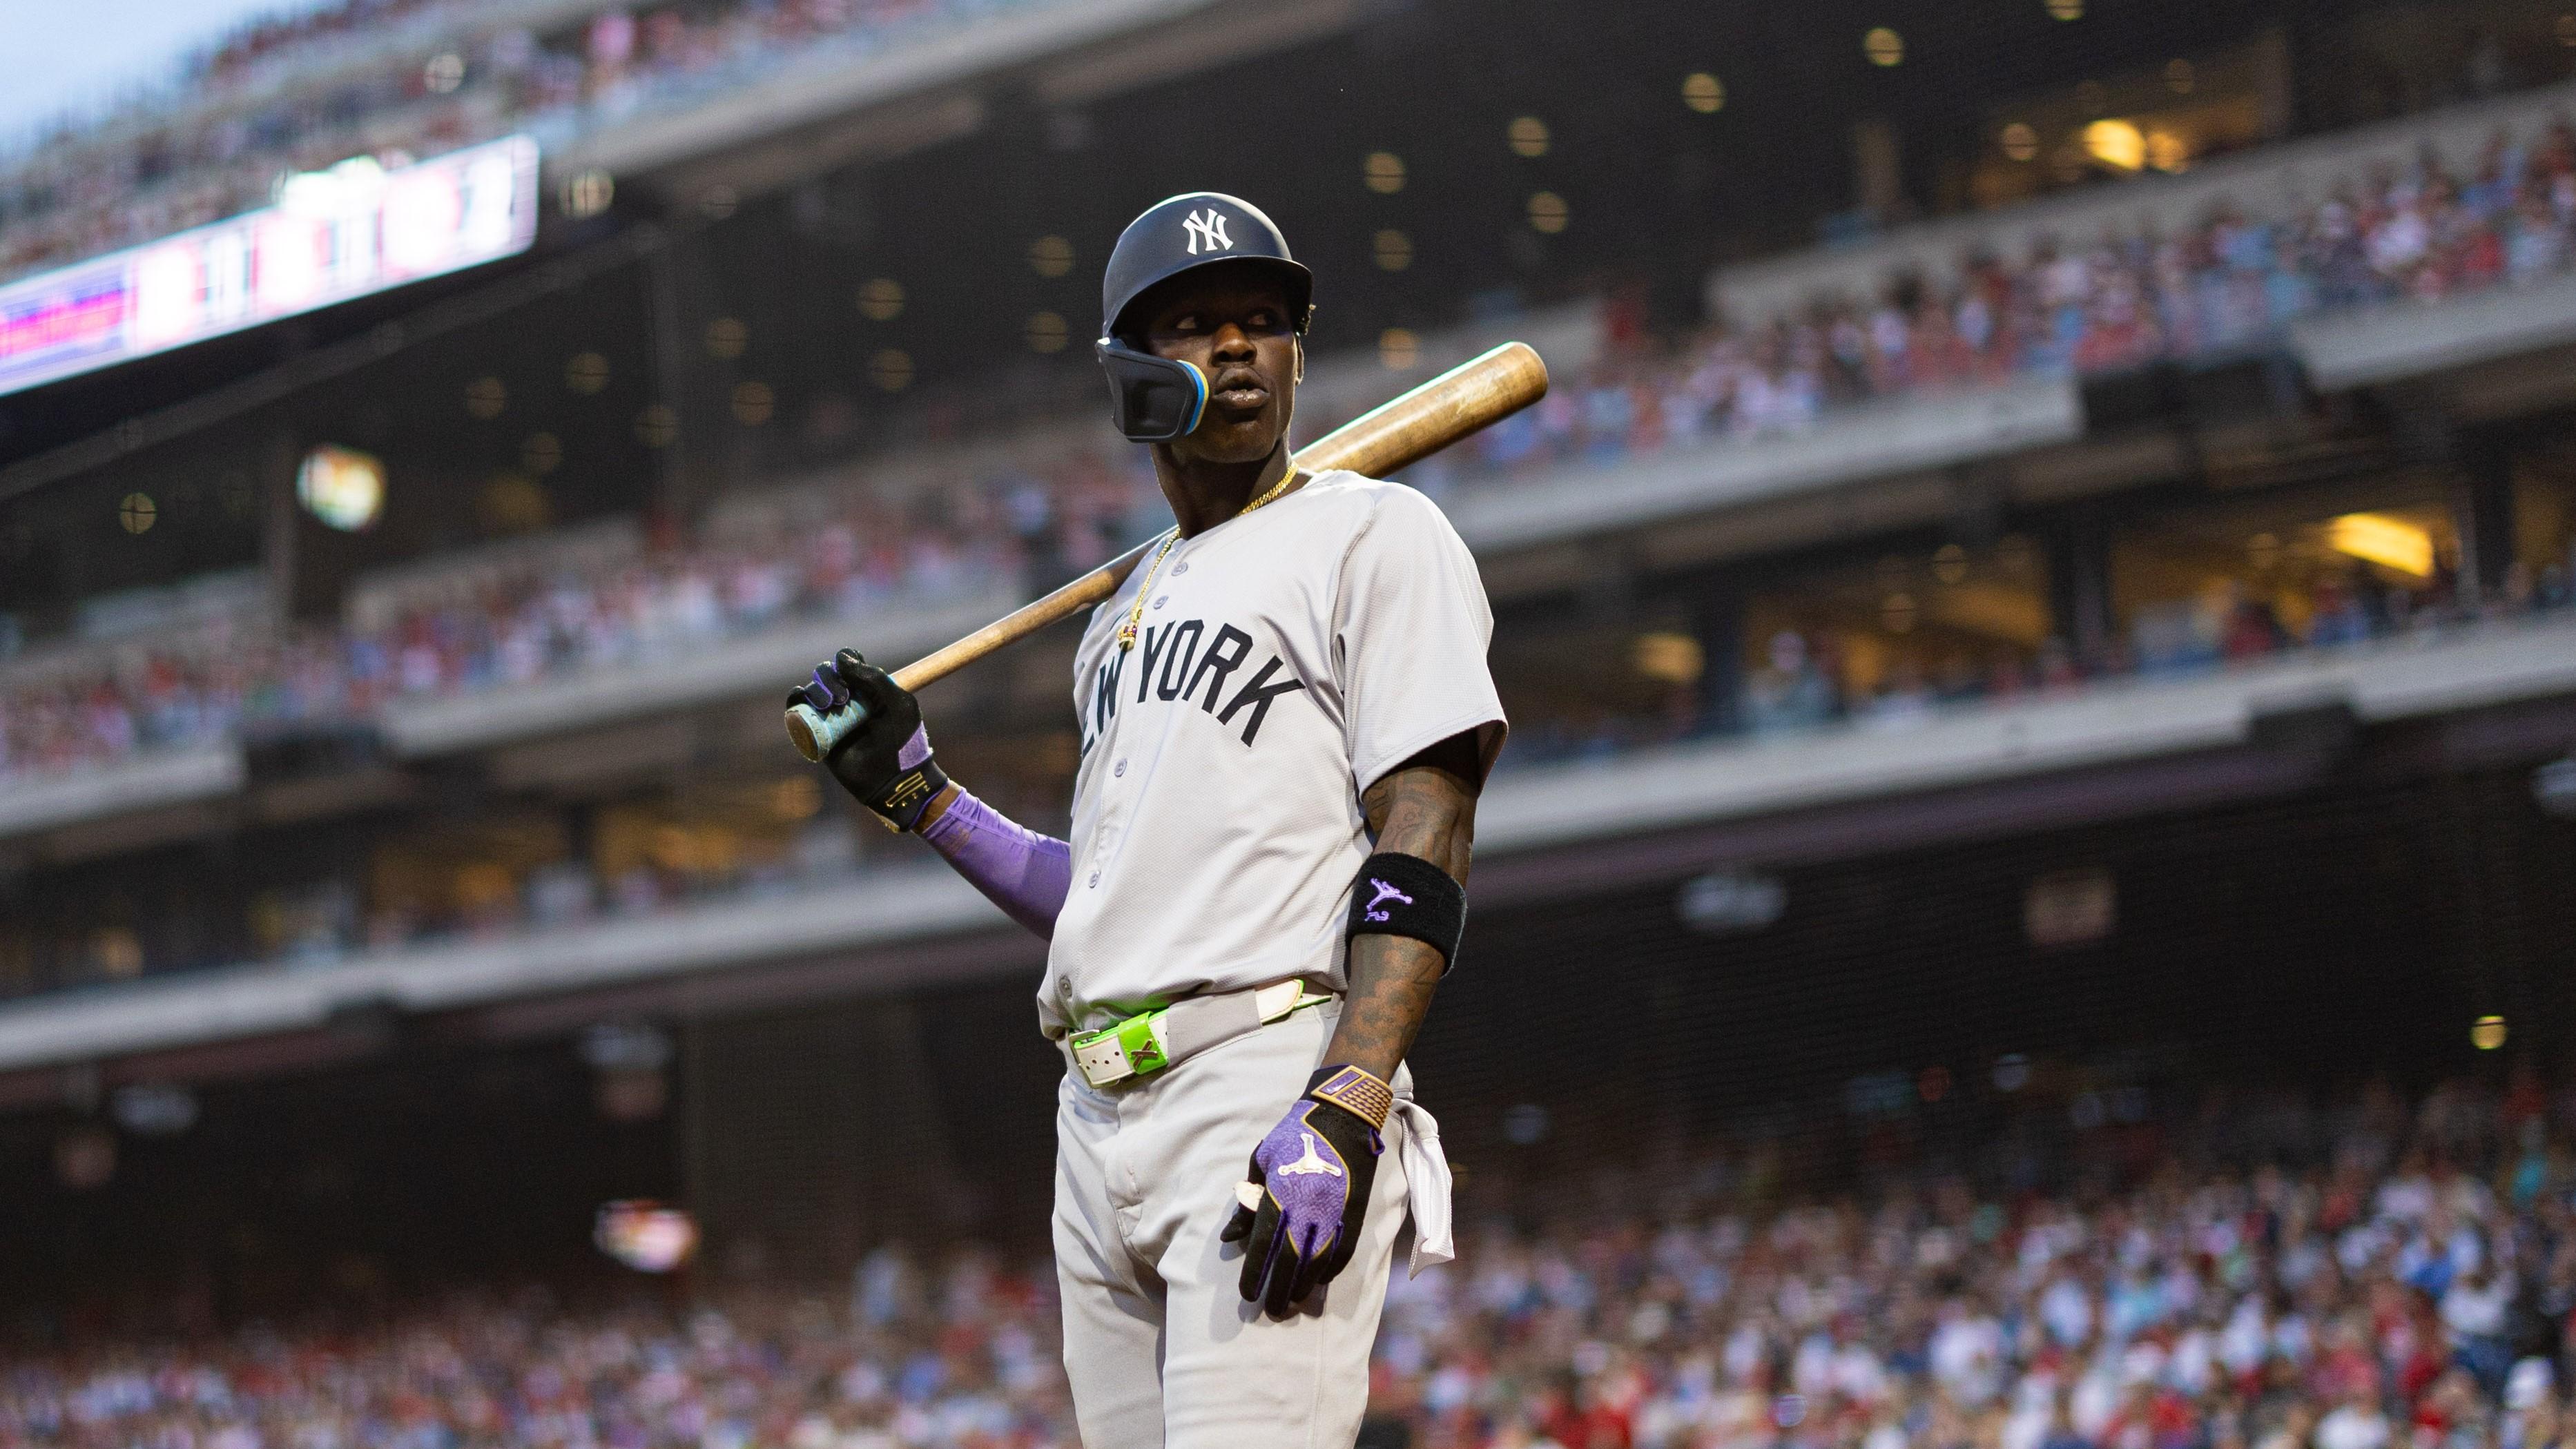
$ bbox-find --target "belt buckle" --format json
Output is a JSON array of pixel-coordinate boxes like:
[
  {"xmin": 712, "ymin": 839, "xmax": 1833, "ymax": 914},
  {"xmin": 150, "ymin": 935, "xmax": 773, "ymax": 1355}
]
[
  {"xmin": 1072, "ymin": 1009, "xmax": 1169, "ymax": 1087},
  {"xmin": 1070, "ymin": 1031, "xmax": 1131, "ymax": 1087}
]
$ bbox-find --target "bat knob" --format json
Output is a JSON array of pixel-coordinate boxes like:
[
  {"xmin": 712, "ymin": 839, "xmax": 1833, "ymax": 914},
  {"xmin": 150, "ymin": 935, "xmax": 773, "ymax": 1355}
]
[{"xmin": 786, "ymin": 698, "xmax": 870, "ymax": 762}]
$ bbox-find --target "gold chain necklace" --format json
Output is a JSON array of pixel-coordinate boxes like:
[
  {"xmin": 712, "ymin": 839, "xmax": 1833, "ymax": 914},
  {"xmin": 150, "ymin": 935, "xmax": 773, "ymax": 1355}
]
[{"xmin": 1116, "ymin": 468, "xmax": 1301, "ymax": 651}]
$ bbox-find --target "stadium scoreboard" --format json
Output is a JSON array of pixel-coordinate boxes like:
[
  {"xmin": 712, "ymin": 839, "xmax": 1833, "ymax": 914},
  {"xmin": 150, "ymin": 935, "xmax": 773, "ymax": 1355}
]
[{"xmin": 0, "ymin": 135, "xmax": 540, "ymax": 399}]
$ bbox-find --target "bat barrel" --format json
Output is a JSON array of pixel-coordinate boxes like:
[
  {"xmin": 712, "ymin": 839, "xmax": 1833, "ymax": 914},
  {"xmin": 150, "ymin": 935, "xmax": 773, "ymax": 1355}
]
[{"xmin": 1294, "ymin": 342, "xmax": 1548, "ymax": 479}]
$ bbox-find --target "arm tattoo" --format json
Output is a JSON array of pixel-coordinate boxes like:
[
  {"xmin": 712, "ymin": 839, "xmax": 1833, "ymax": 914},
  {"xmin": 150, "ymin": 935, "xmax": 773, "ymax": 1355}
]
[{"xmin": 1326, "ymin": 731, "xmax": 1484, "ymax": 1080}]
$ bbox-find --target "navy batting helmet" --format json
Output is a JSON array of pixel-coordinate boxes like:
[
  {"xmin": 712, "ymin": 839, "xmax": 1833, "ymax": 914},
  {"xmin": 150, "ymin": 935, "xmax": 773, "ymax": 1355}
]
[{"xmin": 1095, "ymin": 193, "xmax": 1313, "ymax": 443}]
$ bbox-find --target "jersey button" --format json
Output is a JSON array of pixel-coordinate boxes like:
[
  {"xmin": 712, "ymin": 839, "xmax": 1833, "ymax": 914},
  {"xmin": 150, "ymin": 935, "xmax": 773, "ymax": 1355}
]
[
  {"xmin": 1172, "ymin": 562, "xmax": 1189, "ymax": 575},
  {"xmin": 1152, "ymin": 596, "xmax": 1167, "ymax": 610},
  {"xmin": 1113, "ymin": 759, "xmax": 1127, "ymax": 777},
  {"xmin": 1087, "ymin": 872, "xmax": 1101, "ymax": 888}
]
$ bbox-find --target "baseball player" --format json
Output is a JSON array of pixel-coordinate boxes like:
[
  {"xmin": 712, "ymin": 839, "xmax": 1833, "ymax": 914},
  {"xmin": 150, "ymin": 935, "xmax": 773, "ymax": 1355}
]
[{"xmin": 791, "ymin": 192, "xmax": 1504, "ymax": 1446}]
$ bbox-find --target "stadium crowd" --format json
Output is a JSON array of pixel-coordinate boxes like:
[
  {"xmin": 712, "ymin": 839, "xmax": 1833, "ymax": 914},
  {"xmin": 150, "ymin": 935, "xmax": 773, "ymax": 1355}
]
[
  {"xmin": 17, "ymin": 108, "xmax": 2576, "ymax": 785},
  {"xmin": 3, "ymin": 1077, "xmax": 2576, "ymax": 1449},
  {"xmin": 12, "ymin": 503, "xmax": 2573, "ymax": 789},
  {"xmin": 0, "ymin": 0, "xmax": 1069, "ymax": 286},
  {"xmin": 1438, "ymin": 114, "xmax": 2576, "ymax": 478},
  {"xmin": 0, "ymin": 445, "xmax": 1147, "ymax": 783}
]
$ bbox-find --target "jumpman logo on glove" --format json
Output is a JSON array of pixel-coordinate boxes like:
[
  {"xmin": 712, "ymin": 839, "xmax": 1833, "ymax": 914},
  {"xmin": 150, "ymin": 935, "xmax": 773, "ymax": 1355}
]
[
  {"xmin": 1223, "ymin": 1085, "xmax": 1382, "ymax": 1318},
  {"xmin": 1275, "ymin": 1130, "xmax": 1344, "ymax": 1178},
  {"xmin": 1364, "ymin": 879, "xmax": 1413, "ymax": 922}
]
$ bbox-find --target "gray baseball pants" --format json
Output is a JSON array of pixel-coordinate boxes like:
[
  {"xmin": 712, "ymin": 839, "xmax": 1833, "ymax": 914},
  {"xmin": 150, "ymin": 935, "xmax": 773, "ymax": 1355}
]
[{"xmin": 1053, "ymin": 1001, "xmax": 1413, "ymax": 1448}]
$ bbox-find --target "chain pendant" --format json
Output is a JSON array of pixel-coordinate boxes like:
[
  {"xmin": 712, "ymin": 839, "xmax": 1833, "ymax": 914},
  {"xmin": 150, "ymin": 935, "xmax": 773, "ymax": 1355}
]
[{"xmin": 1114, "ymin": 475, "xmax": 1293, "ymax": 654}]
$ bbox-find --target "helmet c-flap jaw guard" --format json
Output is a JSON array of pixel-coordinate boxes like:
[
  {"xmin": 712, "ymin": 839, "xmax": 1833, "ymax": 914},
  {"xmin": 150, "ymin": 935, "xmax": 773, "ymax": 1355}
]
[{"xmin": 1096, "ymin": 193, "xmax": 1309, "ymax": 443}]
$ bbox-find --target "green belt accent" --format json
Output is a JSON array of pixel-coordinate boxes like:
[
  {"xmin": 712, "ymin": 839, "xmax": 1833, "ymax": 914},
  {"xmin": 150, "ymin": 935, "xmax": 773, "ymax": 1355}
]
[
  {"xmin": 1075, "ymin": 1009, "xmax": 1170, "ymax": 1076},
  {"xmin": 1069, "ymin": 982, "xmax": 1331, "ymax": 1087}
]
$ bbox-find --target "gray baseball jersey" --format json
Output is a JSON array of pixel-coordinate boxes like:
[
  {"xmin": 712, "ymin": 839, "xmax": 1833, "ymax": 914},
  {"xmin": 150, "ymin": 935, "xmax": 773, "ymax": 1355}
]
[{"xmin": 1037, "ymin": 469, "xmax": 1506, "ymax": 1039}]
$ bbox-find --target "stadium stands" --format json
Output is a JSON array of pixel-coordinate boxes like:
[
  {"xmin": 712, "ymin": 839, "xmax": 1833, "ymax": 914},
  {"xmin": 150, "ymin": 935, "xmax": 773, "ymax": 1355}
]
[
  {"xmin": 16, "ymin": 81, "xmax": 2576, "ymax": 797},
  {"xmin": 6, "ymin": 592, "xmax": 2573, "ymax": 1044},
  {"xmin": 4, "ymin": 79, "xmax": 2576, "ymax": 1029},
  {"xmin": 2, "ymin": 1077, "xmax": 2569, "ymax": 1449},
  {"xmin": 0, "ymin": 0, "xmax": 1249, "ymax": 288}
]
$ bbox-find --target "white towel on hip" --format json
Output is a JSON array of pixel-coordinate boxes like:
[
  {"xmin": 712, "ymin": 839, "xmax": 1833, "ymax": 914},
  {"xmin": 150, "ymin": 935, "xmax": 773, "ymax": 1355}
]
[{"xmin": 1392, "ymin": 1096, "xmax": 1453, "ymax": 1276}]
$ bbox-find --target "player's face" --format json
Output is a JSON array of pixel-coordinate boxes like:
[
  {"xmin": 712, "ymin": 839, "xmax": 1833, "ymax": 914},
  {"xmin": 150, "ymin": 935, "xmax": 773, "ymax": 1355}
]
[{"xmin": 1141, "ymin": 276, "xmax": 1299, "ymax": 465}]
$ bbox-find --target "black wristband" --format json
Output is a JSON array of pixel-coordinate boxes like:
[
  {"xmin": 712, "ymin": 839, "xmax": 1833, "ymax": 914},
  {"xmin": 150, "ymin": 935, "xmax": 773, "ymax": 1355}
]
[
  {"xmin": 1346, "ymin": 850, "xmax": 1466, "ymax": 974},
  {"xmin": 871, "ymin": 758, "xmax": 950, "ymax": 832}
]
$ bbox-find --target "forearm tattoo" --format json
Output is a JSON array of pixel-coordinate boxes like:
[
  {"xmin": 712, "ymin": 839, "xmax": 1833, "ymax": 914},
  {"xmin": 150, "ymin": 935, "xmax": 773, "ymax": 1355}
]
[{"xmin": 1326, "ymin": 732, "xmax": 1483, "ymax": 1079}]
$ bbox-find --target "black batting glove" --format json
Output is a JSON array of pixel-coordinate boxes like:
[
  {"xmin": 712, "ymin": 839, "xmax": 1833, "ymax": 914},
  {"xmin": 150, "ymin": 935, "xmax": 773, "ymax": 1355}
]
[
  {"xmin": 1221, "ymin": 1064, "xmax": 1390, "ymax": 1317},
  {"xmin": 788, "ymin": 649, "xmax": 949, "ymax": 830}
]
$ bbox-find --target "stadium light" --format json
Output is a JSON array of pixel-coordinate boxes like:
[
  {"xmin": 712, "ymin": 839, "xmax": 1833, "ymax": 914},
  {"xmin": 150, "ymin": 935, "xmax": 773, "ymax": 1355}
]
[
  {"xmin": 595, "ymin": 1201, "xmax": 698, "ymax": 1272},
  {"xmin": 560, "ymin": 168, "xmax": 615, "ymax": 220},
  {"xmin": 1630, "ymin": 632, "xmax": 1705, "ymax": 685},
  {"xmin": 2327, "ymin": 512, "xmax": 2434, "ymax": 577},
  {"xmin": 298, "ymin": 445, "xmax": 387, "ymax": 532},
  {"xmin": 857, "ymin": 278, "xmax": 906, "ymax": 320},
  {"xmin": 2082, "ymin": 119, "xmax": 2146, "ymax": 172}
]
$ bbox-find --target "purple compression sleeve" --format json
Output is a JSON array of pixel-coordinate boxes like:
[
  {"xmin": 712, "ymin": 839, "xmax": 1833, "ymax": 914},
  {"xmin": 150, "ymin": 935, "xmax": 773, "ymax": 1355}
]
[{"xmin": 917, "ymin": 788, "xmax": 1072, "ymax": 938}]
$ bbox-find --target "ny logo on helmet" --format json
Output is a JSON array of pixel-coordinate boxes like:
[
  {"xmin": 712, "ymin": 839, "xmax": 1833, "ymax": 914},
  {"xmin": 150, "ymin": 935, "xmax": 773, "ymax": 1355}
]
[{"xmin": 1182, "ymin": 208, "xmax": 1233, "ymax": 256}]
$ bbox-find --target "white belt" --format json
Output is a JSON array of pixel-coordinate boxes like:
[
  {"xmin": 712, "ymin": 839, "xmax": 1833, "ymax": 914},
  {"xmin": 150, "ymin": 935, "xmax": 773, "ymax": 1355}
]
[{"xmin": 1067, "ymin": 979, "xmax": 1331, "ymax": 1088}]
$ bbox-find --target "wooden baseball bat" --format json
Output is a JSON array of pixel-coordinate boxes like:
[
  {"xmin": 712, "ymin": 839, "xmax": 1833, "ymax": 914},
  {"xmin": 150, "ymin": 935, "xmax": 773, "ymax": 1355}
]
[{"xmin": 788, "ymin": 340, "xmax": 1549, "ymax": 761}]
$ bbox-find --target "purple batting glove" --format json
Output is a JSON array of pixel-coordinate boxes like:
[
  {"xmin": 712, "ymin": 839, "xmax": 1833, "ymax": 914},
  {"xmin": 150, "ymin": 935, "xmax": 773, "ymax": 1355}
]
[{"xmin": 1221, "ymin": 1067, "xmax": 1386, "ymax": 1316}]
